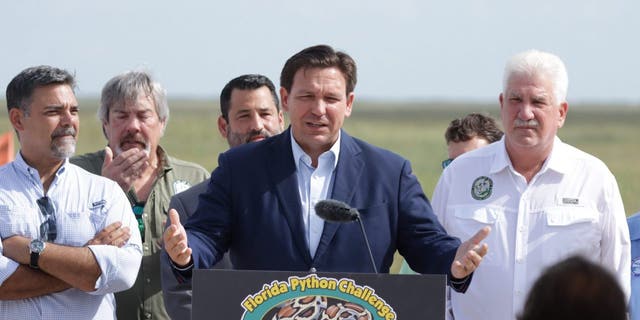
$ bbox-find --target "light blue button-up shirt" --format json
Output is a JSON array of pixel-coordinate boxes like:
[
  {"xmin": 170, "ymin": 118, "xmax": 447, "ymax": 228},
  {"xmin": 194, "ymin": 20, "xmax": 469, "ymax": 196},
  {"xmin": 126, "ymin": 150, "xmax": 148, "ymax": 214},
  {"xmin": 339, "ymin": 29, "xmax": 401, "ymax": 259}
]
[
  {"xmin": 290, "ymin": 130, "xmax": 340, "ymax": 258},
  {"xmin": 0, "ymin": 152, "xmax": 142, "ymax": 320}
]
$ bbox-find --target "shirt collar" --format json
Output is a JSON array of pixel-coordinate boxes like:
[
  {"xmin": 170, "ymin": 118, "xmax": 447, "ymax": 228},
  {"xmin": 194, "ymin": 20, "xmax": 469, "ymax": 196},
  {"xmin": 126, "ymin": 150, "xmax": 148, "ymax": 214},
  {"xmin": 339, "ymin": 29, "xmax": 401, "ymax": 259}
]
[
  {"xmin": 156, "ymin": 145, "xmax": 173, "ymax": 173},
  {"xmin": 290, "ymin": 129, "xmax": 341, "ymax": 171},
  {"xmin": 543, "ymin": 136, "xmax": 572, "ymax": 174},
  {"xmin": 490, "ymin": 136, "xmax": 570, "ymax": 175},
  {"xmin": 13, "ymin": 151, "xmax": 68, "ymax": 187},
  {"xmin": 489, "ymin": 137, "xmax": 510, "ymax": 174}
]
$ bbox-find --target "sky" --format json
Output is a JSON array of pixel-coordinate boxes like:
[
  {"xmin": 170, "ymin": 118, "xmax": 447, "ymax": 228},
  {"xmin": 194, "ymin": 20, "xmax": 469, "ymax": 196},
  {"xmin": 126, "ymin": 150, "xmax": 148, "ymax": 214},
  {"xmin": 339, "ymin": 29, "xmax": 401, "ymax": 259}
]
[{"xmin": 1, "ymin": 0, "xmax": 639, "ymax": 104}]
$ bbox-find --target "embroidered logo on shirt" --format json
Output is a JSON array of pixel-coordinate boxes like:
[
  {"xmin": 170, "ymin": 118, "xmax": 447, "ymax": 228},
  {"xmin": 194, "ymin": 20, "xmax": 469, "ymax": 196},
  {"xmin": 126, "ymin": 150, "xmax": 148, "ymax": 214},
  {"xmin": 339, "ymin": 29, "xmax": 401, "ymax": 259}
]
[
  {"xmin": 173, "ymin": 180, "xmax": 192, "ymax": 195},
  {"xmin": 632, "ymin": 257, "xmax": 640, "ymax": 277},
  {"xmin": 562, "ymin": 198, "xmax": 579, "ymax": 205},
  {"xmin": 471, "ymin": 176, "xmax": 493, "ymax": 200},
  {"xmin": 91, "ymin": 199, "xmax": 106, "ymax": 209}
]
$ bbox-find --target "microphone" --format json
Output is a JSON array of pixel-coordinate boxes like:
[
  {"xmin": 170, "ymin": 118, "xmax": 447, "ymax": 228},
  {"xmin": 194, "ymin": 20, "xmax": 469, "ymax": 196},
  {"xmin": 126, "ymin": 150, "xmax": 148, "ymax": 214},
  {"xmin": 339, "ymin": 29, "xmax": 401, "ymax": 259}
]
[
  {"xmin": 314, "ymin": 199, "xmax": 359, "ymax": 222},
  {"xmin": 314, "ymin": 199, "xmax": 378, "ymax": 273}
]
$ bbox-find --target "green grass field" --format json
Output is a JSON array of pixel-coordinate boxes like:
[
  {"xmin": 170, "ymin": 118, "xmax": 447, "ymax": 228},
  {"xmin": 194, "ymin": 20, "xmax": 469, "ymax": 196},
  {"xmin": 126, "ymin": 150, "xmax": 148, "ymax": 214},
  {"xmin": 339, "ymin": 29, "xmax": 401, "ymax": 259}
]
[{"xmin": 1, "ymin": 100, "xmax": 639, "ymax": 215}]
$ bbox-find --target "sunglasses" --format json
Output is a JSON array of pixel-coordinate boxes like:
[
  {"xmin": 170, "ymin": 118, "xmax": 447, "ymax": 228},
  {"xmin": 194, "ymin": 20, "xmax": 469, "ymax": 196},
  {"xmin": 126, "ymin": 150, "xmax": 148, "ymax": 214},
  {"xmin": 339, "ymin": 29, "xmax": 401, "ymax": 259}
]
[
  {"xmin": 441, "ymin": 158, "xmax": 454, "ymax": 169},
  {"xmin": 37, "ymin": 196, "xmax": 57, "ymax": 242}
]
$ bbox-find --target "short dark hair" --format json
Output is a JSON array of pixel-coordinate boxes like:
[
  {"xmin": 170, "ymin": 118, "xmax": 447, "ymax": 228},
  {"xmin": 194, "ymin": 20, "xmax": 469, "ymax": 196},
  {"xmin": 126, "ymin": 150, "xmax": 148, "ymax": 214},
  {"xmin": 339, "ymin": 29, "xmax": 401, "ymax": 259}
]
[
  {"xmin": 6, "ymin": 65, "xmax": 75, "ymax": 115},
  {"xmin": 444, "ymin": 113, "xmax": 503, "ymax": 144},
  {"xmin": 518, "ymin": 255, "xmax": 626, "ymax": 320},
  {"xmin": 219, "ymin": 74, "xmax": 279, "ymax": 121},
  {"xmin": 280, "ymin": 44, "xmax": 357, "ymax": 95}
]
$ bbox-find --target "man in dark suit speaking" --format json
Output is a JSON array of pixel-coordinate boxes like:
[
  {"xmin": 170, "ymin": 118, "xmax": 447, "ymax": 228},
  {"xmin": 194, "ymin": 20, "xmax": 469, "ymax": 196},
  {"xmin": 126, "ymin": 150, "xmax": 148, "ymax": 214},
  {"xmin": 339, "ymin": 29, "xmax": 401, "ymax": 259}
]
[{"xmin": 163, "ymin": 45, "xmax": 490, "ymax": 290}]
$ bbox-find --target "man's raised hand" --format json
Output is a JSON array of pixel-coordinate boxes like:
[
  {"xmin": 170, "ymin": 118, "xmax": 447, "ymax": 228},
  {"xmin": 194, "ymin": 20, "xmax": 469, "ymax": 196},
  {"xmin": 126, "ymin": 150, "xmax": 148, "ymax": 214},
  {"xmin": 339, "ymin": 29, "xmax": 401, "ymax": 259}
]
[{"xmin": 163, "ymin": 209, "xmax": 192, "ymax": 267}]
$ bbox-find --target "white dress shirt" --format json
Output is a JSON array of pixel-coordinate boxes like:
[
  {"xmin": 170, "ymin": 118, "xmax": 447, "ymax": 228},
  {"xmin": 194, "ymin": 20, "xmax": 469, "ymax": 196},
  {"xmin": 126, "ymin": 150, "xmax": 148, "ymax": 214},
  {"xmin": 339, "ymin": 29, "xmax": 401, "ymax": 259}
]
[
  {"xmin": 0, "ymin": 153, "xmax": 143, "ymax": 320},
  {"xmin": 291, "ymin": 130, "xmax": 340, "ymax": 258},
  {"xmin": 432, "ymin": 136, "xmax": 630, "ymax": 320}
]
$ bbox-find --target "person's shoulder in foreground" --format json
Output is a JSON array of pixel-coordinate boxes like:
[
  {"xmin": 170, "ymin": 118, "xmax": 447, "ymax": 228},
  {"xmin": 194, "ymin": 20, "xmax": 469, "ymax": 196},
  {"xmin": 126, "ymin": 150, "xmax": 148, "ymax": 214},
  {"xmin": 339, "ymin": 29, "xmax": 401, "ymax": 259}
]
[{"xmin": 628, "ymin": 211, "xmax": 640, "ymax": 320}]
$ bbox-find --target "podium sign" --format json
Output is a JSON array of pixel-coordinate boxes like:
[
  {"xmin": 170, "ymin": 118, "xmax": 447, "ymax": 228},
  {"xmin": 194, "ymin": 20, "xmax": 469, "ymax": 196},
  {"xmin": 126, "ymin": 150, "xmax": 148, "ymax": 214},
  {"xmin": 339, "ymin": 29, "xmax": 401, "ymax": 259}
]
[{"xmin": 193, "ymin": 270, "xmax": 445, "ymax": 320}]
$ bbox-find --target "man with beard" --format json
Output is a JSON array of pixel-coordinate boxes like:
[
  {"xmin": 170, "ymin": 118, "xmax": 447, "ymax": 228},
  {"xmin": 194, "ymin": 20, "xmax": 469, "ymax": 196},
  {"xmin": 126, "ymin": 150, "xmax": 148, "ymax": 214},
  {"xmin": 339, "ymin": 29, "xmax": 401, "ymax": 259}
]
[
  {"xmin": 0, "ymin": 65, "xmax": 142, "ymax": 319},
  {"xmin": 71, "ymin": 70, "xmax": 208, "ymax": 320},
  {"xmin": 161, "ymin": 74, "xmax": 284, "ymax": 320}
]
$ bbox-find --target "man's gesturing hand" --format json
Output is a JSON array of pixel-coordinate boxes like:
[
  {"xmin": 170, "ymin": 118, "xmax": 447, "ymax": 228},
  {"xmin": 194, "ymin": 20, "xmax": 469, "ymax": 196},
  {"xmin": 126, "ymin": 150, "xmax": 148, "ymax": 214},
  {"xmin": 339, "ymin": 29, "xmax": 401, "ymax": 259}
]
[
  {"xmin": 451, "ymin": 226, "xmax": 490, "ymax": 279},
  {"xmin": 163, "ymin": 209, "xmax": 192, "ymax": 267}
]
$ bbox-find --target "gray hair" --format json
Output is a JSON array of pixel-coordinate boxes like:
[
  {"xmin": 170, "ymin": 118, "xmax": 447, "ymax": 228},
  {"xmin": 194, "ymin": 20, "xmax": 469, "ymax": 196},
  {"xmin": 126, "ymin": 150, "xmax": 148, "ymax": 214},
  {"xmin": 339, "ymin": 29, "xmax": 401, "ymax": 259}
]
[
  {"xmin": 98, "ymin": 70, "xmax": 169, "ymax": 125},
  {"xmin": 6, "ymin": 65, "xmax": 75, "ymax": 115},
  {"xmin": 503, "ymin": 50, "xmax": 569, "ymax": 103}
]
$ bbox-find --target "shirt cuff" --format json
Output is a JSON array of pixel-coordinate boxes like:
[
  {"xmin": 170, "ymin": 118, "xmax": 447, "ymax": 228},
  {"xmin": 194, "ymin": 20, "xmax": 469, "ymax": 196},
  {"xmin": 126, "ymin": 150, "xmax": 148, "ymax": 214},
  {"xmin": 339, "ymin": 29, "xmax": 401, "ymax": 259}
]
[
  {"xmin": 170, "ymin": 258, "xmax": 194, "ymax": 282},
  {"xmin": 449, "ymin": 273, "xmax": 473, "ymax": 293}
]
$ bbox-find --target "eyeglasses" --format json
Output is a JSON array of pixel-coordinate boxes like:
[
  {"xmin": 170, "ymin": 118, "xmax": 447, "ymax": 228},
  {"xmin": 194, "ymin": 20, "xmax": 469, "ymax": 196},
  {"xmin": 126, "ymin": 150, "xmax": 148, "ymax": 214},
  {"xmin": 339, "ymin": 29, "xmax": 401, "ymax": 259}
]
[
  {"xmin": 441, "ymin": 158, "xmax": 454, "ymax": 169},
  {"xmin": 37, "ymin": 196, "xmax": 57, "ymax": 242}
]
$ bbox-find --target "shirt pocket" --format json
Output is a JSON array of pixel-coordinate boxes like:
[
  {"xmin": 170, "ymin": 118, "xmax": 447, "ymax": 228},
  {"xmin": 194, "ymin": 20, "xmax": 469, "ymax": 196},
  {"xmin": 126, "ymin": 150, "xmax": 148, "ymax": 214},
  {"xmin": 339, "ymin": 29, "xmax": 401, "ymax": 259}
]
[
  {"xmin": 452, "ymin": 206, "xmax": 498, "ymax": 232},
  {"xmin": 0, "ymin": 205, "xmax": 38, "ymax": 239},
  {"xmin": 60, "ymin": 210, "xmax": 99, "ymax": 246},
  {"xmin": 450, "ymin": 206, "xmax": 501, "ymax": 266},
  {"xmin": 541, "ymin": 207, "xmax": 601, "ymax": 263}
]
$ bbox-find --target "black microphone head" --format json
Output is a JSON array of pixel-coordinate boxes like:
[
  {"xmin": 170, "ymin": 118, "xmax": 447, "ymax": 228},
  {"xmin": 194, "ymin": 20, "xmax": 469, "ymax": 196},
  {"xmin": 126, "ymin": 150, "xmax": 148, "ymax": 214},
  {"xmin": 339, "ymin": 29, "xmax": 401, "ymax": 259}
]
[{"xmin": 315, "ymin": 199, "xmax": 359, "ymax": 223}]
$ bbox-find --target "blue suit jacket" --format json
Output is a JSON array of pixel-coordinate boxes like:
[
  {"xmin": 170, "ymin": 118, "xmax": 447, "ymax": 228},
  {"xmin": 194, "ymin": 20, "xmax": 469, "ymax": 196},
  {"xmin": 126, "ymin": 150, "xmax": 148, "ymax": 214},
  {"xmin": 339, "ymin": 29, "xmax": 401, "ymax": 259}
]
[
  {"xmin": 179, "ymin": 129, "xmax": 461, "ymax": 278},
  {"xmin": 161, "ymin": 180, "xmax": 233, "ymax": 320}
]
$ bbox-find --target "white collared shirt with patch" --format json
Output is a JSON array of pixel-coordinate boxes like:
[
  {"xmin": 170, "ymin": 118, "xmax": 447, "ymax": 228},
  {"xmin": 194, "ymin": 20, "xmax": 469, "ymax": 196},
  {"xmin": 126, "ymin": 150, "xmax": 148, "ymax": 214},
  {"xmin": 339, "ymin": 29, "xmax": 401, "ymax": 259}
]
[
  {"xmin": 291, "ymin": 130, "xmax": 340, "ymax": 259},
  {"xmin": 0, "ymin": 153, "xmax": 142, "ymax": 320},
  {"xmin": 432, "ymin": 136, "xmax": 630, "ymax": 320}
]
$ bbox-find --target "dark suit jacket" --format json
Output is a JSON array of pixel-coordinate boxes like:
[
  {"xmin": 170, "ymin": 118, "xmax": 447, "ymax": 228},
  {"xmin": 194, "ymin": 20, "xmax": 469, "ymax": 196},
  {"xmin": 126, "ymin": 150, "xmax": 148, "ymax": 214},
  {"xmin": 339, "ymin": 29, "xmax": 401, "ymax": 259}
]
[
  {"xmin": 166, "ymin": 128, "xmax": 463, "ymax": 284},
  {"xmin": 185, "ymin": 129, "xmax": 460, "ymax": 274},
  {"xmin": 161, "ymin": 180, "xmax": 232, "ymax": 320}
]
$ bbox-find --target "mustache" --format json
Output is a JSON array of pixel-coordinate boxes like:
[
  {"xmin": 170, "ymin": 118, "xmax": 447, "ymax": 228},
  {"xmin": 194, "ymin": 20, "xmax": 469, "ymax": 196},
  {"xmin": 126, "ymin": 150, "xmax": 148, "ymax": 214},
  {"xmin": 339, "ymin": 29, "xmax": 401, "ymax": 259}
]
[
  {"xmin": 119, "ymin": 133, "xmax": 148, "ymax": 148},
  {"xmin": 243, "ymin": 129, "xmax": 273, "ymax": 143},
  {"xmin": 514, "ymin": 119, "xmax": 539, "ymax": 128},
  {"xmin": 51, "ymin": 127, "xmax": 76, "ymax": 139}
]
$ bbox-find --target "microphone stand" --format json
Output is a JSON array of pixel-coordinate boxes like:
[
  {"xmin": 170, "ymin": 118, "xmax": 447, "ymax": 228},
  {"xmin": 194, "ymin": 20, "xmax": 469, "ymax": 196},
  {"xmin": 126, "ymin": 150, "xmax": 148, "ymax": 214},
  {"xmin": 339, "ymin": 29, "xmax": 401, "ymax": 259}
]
[{"xmin": 355, "ymin": 215, "xmax": 378, "ymax": 274}]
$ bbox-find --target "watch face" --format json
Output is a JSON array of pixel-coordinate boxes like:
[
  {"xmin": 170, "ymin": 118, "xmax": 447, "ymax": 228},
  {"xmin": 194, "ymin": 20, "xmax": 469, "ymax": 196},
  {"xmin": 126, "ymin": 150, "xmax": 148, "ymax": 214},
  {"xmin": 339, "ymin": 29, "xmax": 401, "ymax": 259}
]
[{"xmin": 30, "ymin": 239, "xmax": 45, "ymax": 253}]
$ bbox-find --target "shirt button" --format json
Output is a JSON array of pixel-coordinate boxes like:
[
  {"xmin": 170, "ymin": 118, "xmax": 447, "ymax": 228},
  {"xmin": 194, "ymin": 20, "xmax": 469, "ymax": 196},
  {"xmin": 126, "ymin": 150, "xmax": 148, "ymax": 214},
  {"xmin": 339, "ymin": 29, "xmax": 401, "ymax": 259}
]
[{"xmin": 146, "ymin": 278, "xmax": 151, "ymax": 283}]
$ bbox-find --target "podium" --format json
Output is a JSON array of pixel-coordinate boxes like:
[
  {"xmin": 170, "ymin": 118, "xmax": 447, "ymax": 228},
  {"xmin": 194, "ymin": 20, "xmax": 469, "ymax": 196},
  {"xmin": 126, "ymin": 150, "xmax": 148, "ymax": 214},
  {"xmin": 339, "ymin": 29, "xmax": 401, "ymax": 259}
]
[{"xmin": 193, "ymin": 269, "xmax": 445, "ymax": 319}]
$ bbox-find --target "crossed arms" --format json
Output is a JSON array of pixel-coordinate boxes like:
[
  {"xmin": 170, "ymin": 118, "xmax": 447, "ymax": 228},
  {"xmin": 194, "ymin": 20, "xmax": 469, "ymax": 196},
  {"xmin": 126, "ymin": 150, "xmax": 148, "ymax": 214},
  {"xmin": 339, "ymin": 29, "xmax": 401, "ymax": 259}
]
[{"xmin": 0, "ymin": 221, "xmax": 137, "ymax": 300}]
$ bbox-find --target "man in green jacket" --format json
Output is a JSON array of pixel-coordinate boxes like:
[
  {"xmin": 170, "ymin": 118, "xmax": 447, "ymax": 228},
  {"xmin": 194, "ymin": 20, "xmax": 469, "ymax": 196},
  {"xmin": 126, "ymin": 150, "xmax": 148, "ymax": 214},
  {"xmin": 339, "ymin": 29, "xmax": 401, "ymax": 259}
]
[{"xmin": 72, "ymin": 70, "xmax": 208, "ymax": 320}]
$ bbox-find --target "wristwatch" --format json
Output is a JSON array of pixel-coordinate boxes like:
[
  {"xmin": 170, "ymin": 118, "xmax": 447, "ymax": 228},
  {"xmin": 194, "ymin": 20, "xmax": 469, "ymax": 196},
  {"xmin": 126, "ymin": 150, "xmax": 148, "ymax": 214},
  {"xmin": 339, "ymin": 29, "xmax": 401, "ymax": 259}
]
[{"xmin": 29, "ymin": 239, "xmax": 46, "ymax": 269}]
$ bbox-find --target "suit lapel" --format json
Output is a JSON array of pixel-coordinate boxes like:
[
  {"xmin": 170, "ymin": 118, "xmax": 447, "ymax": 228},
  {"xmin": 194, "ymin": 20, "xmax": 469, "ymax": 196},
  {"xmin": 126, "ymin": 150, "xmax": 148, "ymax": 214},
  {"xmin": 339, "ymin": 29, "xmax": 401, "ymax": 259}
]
[
  {"xmin": 314, "ymin": 131, "xmax": 364, "ymax": 261},
  {"xmin": 268, "ymin": 128, "xmax": 313, "ymax": 263}
]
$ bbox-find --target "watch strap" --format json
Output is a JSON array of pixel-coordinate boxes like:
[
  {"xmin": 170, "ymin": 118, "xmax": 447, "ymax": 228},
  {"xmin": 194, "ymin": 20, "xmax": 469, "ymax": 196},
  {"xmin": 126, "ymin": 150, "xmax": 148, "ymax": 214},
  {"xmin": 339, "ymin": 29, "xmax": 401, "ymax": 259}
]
[{"xmin": 30, "ymin": 251, "xmax": 40, "ymax": 269}]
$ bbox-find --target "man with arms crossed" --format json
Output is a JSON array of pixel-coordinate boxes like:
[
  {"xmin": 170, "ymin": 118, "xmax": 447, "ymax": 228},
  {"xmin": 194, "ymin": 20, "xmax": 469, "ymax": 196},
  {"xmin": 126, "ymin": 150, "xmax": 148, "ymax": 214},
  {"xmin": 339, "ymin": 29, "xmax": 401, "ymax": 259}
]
[
  {"xmin": 432, "ymin": 50, "xmax": 630, "ymax": 319},
  {"xmin": 0, "ymin": 65, "xmax": 142, "ymax": 319},
  {"xmin": 161, "ymin": 74, "xmax": 284, "ymax": 320}
]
